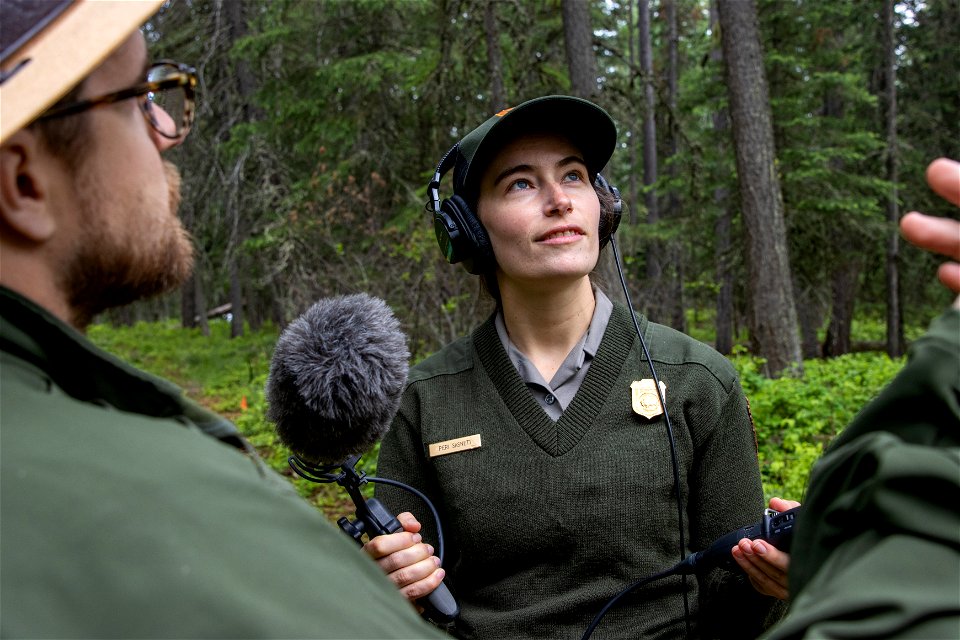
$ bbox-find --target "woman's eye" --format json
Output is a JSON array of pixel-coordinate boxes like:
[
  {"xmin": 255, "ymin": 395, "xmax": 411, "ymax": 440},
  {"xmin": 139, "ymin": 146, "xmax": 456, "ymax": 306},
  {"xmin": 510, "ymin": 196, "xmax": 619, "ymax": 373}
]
[
  {"xmin": 563, "ymin": 171, "xmax": 583, "ymax": 183},
  {"xmin": 509, "ymin": 178, "xmax": 532, "ymax": 191}
]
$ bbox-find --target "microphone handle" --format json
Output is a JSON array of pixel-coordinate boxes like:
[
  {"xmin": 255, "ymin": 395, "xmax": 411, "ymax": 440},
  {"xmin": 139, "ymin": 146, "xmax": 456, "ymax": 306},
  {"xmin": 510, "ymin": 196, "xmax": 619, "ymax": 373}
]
[
  {"xmin": 345, "ymin": 497, "xmax": 460, "ymax": 624},
  {"xmin": 679, "ymin": 506, "xmax": 802, "ymax": 574}
]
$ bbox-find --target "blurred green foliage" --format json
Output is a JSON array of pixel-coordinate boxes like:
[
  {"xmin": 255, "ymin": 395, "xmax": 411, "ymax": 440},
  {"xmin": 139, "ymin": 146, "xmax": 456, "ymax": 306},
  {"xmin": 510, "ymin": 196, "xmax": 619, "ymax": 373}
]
[{"xmin": 733, "ymin": 351, "xmax": 904, "ymax": 501}]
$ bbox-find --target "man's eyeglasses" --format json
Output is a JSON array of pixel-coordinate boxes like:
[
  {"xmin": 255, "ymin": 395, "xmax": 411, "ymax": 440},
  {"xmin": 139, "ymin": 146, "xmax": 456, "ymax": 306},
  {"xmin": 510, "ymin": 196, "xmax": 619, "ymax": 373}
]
[{"xmin": 39, "ymin": 60, "xmax": 197, "ymax": 140}]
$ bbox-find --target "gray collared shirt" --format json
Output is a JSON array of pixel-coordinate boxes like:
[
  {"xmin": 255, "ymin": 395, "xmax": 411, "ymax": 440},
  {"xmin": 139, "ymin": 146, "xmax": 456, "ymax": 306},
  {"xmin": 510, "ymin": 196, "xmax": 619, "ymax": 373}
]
[{"xmin": 495, "ymin": 289, "xmax": 614, "ymax": 421}]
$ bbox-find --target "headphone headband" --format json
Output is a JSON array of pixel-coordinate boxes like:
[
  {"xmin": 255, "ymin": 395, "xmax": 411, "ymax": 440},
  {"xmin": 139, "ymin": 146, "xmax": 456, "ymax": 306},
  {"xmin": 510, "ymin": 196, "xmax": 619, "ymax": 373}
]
[{"xmin": 428, "ymin": 143, "xmax": 459, "ymax": 217}]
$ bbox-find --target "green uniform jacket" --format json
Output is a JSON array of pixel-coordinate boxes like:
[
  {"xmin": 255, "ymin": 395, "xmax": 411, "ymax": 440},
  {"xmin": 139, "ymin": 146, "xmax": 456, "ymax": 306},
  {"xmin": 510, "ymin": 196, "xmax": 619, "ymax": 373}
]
[
  {"xmin": 0, "ymin": 287, "xmax": 441, "ymax": 639},
  {"xmin": 377, "ymin": 303, "xmax": 783, "ymax": 639},
  {"xmin": 766, "ymin": 309, "xmax": 960, "ymax": 639}
]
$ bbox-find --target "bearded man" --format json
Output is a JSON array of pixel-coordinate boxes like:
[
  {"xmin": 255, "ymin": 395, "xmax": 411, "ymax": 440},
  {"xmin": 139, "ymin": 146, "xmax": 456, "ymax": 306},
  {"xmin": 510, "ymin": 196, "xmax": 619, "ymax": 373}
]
[{"xmin": 0, "ymin": 2, "xmax": 441, "ymax": 637}]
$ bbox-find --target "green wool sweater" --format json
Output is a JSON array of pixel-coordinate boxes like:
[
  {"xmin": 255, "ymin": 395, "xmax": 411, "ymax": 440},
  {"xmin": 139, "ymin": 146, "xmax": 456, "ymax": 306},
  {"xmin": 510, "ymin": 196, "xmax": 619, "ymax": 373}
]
[
  {"xmin": 765, "ymin": 309, "xmax": 960, "ymax": 639},
  {"xmin": 377, "ymin": 303, "xmax": 782, "ymax": 639},
  {"xmin": 0, "ymin": 287, "xmax": 442, "ymax": 639}
]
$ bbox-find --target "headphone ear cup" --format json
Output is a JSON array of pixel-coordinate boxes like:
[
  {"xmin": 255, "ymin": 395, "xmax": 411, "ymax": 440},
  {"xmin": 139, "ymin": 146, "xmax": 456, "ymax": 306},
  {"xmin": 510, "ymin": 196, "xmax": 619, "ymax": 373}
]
[
  {"xmin": 436, "ymin": 195, "xmax": 493, "ymax": 275},
  {"xmin": 606, "ymin": 186, "xmax": 622, "ymax": 240},
  {"xmin": 595, "ymin": 174, "xmax": 622, "ymax": 247}
]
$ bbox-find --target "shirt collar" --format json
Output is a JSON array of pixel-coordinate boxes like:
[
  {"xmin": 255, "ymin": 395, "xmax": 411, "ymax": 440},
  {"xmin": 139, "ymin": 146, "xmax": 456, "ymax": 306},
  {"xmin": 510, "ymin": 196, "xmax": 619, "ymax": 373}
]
[{"xmin": 494, "ymin": 288, "xmax": 614, "ymax": 384}]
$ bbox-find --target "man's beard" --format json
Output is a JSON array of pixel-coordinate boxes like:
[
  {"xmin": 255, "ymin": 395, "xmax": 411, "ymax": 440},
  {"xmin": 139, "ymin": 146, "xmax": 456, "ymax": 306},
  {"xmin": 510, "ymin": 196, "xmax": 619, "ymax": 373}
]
[{"xmin": 62, "ymin": 160, "xmax": 195, "ymax": 328}]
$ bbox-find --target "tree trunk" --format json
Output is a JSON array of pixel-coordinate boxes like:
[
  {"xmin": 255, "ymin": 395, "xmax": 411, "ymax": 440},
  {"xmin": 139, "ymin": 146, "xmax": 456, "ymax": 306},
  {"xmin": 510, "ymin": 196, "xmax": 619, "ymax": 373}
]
[
  {"xmin": 179, "ymin": 195, "xmax": 199, "ymax": 330},
  {"xmin": 194, "ymin": 270, "xmax": 210, "ymax": 337},
  {"xmin": 562, "ymin": 0, "xmax": 598, "ymax": 98},
  {"xmin": 270, "ymin": 283, "xmax": 287, "ymax": 329},
  {"xmin": 627, "ymin": 1, "xmax": 639, "ymax": 225},
  {"xmin": 484, "ymin": 1, "xmax": 505, "ymax": 110},
  {"xmin": 821, "ymin": 74, "xmax": 861, "ymax": 357},
  {"xmin": 664, "ymin": 0, "xmax": 685, "ymax": 331},
  {"xmin": 181, "ymin": 272, "xmax": 210, "ymax": 337},
  {"xmin": 223, "ymin": 0, "xmax": 256, "ymax": 339},
  {"xmin": 882, "ymin": 0, "xmax": 903, "ymax": 357},
  {"xmin": 822, "ymin": 261, "xmax": 859, "ymax": 357},
  {"xmin": 229, "ymin": 260, "xmax": 243, "ymax": 339},
  {"xmin": 226, "ymin": 0, "xmax": 258, "ymax": 120},
  {"xmin": 713, "ymin": 203, "xmax": 734, "ymax": 354},
  {"xmin": 717, "ymin": 0, "xmax": 802, "ymax": 377},
  {"xmin": 638, "ymin": 0, "xmax": 658, "ymax": 243},
  {"xmin": 177, "ymin": 196, "xmax": 210, "ymax": 336},
  {"xmin": 795, "ymin": 284, "xmax": 824, "ymax": 359},
  {"xmin": 181, "ymin": 275, "xmax": 197, "ymax": 330},
  {"xmin": 638, "ymin": 0, "xmax": 662, "ymax": 322},
  {"xmin": 710, "ymin": 1, "xmax": 734, "ymax": 354}
]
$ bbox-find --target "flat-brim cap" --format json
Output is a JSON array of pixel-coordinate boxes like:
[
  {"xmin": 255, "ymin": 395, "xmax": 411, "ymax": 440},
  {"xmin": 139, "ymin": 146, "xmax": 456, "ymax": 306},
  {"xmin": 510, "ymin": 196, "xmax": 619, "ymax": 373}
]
[
  {"xmin": 452, "ymin": 95, "xmax": 617, "ymax": 200},
  {"xmin": 0, "ymin": 0, "xmax": 164, "ymax": 145}
]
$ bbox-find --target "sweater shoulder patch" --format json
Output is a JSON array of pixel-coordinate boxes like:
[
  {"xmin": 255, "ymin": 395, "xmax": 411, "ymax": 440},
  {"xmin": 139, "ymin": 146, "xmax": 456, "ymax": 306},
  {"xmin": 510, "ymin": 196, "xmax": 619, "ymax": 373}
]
[
  {"xmin": 407, "ymin": 335, "xmax": 474, "ymax": 384},
  {"xmin": 645, "ymin": 321, "xmax": 738, "ymax": 391}
]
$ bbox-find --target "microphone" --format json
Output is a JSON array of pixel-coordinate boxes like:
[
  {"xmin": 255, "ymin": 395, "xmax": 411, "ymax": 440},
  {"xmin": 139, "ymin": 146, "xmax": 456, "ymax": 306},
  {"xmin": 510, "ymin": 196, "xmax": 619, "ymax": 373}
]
[
  {"xmin": 265, "ymin": 293, "xmax": 459, "ymax": 623},
  {"xmin": 266, "ymin": 293, "xmax": 408, "ymax": 464},
  {"xmin": 675, "ymin": 505, "xmax": 802, "ymax": 575}
]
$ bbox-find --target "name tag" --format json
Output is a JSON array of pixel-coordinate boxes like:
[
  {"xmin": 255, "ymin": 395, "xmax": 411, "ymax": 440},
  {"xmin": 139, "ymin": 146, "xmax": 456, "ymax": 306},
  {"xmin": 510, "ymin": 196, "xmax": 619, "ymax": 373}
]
[{"xmin": 428, "ymin": 434, "xmax": 482, "ymax": 458}]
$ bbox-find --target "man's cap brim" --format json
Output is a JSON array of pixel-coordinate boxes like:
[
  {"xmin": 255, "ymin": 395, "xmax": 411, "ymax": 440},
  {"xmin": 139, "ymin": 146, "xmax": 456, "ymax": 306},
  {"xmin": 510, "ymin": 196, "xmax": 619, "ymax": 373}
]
[
  {"xmin": 453, "ymin": 95, "xmax": 618, "ymax": 197},
  {"xmin": 0, "ymin": 0, "xmax": 164, "ymax": 145}
]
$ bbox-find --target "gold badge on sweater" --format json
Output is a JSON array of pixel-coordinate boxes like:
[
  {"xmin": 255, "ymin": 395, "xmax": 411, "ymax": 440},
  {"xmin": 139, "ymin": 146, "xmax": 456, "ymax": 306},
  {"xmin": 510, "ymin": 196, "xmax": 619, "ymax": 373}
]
[
  {"xmin": 631, "ymin": 379, "xmax": 667, "ymax": 419},
  {"xmin": 428, "ymin": 434, "xmax": 482, "ymax": 458}
]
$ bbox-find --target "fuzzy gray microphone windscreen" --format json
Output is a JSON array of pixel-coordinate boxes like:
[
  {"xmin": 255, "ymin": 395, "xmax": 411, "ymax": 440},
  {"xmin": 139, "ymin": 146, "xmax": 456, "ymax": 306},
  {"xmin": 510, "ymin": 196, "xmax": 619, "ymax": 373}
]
[{"xmin": 265, "ymin": 293, "xmax": 410, "ymax": 464}]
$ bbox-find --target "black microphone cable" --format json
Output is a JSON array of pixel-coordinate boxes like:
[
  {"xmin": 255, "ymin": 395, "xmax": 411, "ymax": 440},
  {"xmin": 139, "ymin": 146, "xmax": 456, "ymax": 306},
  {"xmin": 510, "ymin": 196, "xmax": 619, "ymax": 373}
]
[
  {"xmin": 581, "ymin": 505, "xmax": 802, "ymax": 640},
  {"xmin": 608, "ymin": 236, "xmax": 692, "ymax": 638},
  {"xmin": 287, "ymin": 455, "xmax": 448, "ymax": 565},
  {"xmin": 366, "ymin": 475, "xmax": 447, "ymax": 565},
  {"xmin": 581, "ymin": 566, "xmax": 681, "ymax": 640}
]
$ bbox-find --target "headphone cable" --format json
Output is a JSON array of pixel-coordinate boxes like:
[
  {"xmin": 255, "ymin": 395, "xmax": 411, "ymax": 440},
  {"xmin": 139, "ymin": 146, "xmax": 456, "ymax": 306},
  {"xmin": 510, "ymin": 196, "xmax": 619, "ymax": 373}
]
[{"xmin": 609, "ymin": 236, "xmax": 691, "ymax": 638}]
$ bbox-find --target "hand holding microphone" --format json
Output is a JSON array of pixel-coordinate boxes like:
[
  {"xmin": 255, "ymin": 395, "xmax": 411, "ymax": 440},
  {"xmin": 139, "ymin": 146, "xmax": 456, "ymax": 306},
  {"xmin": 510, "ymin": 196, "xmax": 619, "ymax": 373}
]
[
  {"xmin": 730, "ymin": 497, "xmax": 799, "ymax": 600},
  {"xmin": 362, "ymin": 511, "xmax": 449, "ymax": 611},
  {"xmin": 265, "ymin": 294, "xmax": 459, "ymax": 624}
]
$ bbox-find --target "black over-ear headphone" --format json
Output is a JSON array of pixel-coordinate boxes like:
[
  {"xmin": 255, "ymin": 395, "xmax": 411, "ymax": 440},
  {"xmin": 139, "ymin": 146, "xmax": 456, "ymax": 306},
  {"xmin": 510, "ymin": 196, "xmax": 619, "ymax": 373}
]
[{"xmin": 428, "ymin": 143, "xmax": 623, "ymax": 275}]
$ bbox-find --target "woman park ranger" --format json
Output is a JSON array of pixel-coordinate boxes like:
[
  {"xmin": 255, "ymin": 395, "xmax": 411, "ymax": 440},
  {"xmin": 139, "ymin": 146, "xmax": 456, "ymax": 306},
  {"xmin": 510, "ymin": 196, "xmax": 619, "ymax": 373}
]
[{"xmin": 366, "ymin": 96, "xmax": 794, "ymax": 639}]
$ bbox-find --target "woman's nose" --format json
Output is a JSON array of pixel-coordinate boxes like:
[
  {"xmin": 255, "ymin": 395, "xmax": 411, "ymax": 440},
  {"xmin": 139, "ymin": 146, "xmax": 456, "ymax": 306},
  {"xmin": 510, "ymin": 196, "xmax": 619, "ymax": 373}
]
[{"xmin": 544, "ymin": 181, "xmax": 572, "ymax": 215}]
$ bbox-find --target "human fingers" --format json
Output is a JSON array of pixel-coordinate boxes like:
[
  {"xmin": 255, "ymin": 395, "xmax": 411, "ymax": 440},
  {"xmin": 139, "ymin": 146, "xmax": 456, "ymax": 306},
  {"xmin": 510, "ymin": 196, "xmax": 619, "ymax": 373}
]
[
  {"xmin": 900, "ymin": 212, "xmax": 960, "ymax": 263},
  {"xmin": 730, "ymin": 543, "xmax": 779, "ymax": 598},
  {"xmin": 396, "ymin": 563, "xmax": 446, "ymax": 602},
  {"xmin": 396, "ymin": 511, "xmax": 424, "ymax": 534},
  {"xmin": 938, "ymin": 266, "xmax": 960, "ymax": 305},
  {"xmin": 926, "ymin": 158, "xmax": 960, "ymax": 207},
  {"xmin": 731, "ymin": 540, "xmax": 790, "ymax": 600},
  {"xmin": 362, "ymin": 530, "xmax": 424, "ymax": 561},
  {"xmin": 901, "ymin": 212, "xmax": 960, "ymax": 296},
  {"xmin": 374, "ymin": 540, "xmax": 437, "ymax": 576},
  {"xmin": 363, "ymin": 534, "xmax": 440, "ymax": 598},
  {"xmin": 768, "ymin": 497, "xmax": 801, "ymax": 512}
]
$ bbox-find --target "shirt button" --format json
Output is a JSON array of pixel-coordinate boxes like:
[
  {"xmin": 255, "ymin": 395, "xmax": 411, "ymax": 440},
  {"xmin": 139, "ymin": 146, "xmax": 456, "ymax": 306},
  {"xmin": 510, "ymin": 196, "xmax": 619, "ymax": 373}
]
[{"xmin": 545, "ymin": 394, "xmax": 556, "ymax": 405}]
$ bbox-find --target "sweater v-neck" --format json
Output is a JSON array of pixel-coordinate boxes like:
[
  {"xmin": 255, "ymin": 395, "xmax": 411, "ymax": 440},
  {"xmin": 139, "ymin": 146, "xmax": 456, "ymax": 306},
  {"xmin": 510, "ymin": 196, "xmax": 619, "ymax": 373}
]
[{"xmin": 473, "ymin": 303, "xmax": 642, "ymax": 457}]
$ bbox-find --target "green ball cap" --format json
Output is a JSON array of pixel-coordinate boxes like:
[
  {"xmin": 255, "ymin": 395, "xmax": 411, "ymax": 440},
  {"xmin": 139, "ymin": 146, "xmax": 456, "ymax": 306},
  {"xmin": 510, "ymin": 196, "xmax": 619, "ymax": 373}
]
[{"xmin": 452, "ymin": 95, "xmax": 618, "ymax": 201}]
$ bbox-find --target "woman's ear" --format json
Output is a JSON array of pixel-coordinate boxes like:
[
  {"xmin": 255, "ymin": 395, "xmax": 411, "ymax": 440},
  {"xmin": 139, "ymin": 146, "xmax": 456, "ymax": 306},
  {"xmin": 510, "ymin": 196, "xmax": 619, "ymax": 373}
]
[{"xmin": 0, "ymin": 129, "xmax": 58, "ymax": 242}]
